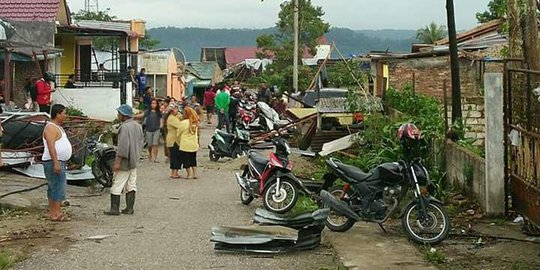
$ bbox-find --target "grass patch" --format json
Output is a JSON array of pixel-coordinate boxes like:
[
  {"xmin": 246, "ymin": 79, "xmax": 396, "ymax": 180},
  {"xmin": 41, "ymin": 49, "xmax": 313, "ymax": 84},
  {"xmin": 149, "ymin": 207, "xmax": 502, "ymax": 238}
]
[
  {"xmin": 512, "ymin": 261, "xmax": 535, "ymax": 270},
  {"xmin": 422, "ymin": 246, "xmax": 446, "ymax": 265},
  {"xmin": 288, "ymin": 195, "xmax": 319, "ymax": 217},
  {"xmin": 0, "ymin": 249, "xmax": 27, "ymax": 269}
]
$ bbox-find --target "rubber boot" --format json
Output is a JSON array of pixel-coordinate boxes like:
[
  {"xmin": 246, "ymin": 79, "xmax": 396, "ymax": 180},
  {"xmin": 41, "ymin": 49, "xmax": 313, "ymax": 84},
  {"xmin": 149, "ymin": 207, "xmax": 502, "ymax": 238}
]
[
  {"xmin": 104, "ymin": 194, "xmax": 121, "ymax": 216},
  {"xmin": 121, "ymin": 191, "xmax": 136, "ymax": 215}
]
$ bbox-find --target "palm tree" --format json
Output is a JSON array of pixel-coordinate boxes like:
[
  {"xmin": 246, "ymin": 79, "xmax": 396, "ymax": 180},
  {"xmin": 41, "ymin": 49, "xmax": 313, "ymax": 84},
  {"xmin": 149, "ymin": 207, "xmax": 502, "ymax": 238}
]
[{"xmin": 416, "ymin": 22, "xmax": 448, "ymax": 44}]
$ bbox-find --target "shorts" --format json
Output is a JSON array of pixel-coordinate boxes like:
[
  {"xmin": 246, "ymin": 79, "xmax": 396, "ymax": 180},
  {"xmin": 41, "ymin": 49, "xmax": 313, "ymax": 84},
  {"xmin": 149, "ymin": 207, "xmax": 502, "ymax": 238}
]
[
  {"xmin": 205, "ymin": 105, "xmax": 215, "ymax": 114},
  {"xmin": 179, "ymin": 150, "xmax": 197, "ymax": 169},
  {"xmin": 145, "ymin": 130, "xmax": 161, "ymax": 146},
  {"xmin": 43, "ymin": 160, "xmax": 67, "ymax": 202}
]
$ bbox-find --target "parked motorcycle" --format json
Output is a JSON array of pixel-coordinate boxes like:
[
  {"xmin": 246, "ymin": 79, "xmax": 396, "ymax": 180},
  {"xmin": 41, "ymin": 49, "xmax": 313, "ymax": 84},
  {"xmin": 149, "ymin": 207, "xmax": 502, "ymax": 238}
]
[
  {"xmin": 235, "ymin": 134, "xmax": 311, "ymax": 214},
  {"xmin": 209, "ymin": 128, "xmax": 251, "ymax": 161},
  {"xmin": 318, "ymin": 123, "xmax": 450, "ymax": 245},
  {"xmin": 237, "ymin": 100, "xmax": 257, "ymax": 130},
  {"xmin": 87, "ymin": 134, "xmax": 116, "ymax": 188}
]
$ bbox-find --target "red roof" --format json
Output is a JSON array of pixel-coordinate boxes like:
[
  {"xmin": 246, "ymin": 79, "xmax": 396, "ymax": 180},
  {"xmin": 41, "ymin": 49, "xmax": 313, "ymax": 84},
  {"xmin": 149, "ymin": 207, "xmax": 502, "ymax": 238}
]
[
  {"xmin": 0, "ymin": 0, "xmax": 61, "ymax": 22},
  {"xmin": 225, "ymin": 47, "xmax": 262, "ymax": 66}
]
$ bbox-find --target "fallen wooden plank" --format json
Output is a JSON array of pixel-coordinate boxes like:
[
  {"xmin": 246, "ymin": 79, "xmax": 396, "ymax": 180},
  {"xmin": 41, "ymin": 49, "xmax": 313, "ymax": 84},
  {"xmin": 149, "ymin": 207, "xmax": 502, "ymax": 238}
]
[{"xmin": 318, "ymin": 132, "xmax": 362, "ymax": 157}]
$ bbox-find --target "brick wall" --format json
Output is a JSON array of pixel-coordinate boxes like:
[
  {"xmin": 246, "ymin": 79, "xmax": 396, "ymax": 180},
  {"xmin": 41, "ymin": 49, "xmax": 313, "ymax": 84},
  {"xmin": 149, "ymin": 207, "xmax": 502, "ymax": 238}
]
[
  {"xmin": 12, "ymin": 62, "xmax": 42, "ymax": 106},
  {"xmin": 446, "ymin": 96, "xmax": 486, "ymax": 144},
  {"xmin": 387, "ymin": 56, "xmax": 482, "ymax": 99}
]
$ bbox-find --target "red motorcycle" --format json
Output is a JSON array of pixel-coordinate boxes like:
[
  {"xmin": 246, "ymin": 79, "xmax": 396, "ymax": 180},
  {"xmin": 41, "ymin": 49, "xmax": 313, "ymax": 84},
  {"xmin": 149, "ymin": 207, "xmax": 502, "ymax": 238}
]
[
  {"xmin": 235, "ymin": 135, "xmax": 310, "ymax": 213},
  {"xmin": 237, "ymin": 100, "xmax": 257, "ymax": 129}
]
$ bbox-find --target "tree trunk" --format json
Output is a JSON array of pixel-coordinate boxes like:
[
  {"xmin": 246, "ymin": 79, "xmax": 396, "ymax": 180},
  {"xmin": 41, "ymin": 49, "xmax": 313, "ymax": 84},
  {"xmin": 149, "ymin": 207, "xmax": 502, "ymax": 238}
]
[
  {"xmin": 508, "ymin": 0, "xmax": 522, "ymax": 66},
  {"xmin": 527, "ymin": 0, "xmax": 539, "ymax": 71}
]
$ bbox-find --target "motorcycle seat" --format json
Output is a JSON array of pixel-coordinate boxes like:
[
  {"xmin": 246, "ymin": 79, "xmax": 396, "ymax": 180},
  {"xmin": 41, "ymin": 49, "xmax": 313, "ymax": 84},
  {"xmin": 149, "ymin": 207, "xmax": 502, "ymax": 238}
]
[
  {"xmin": 217, "ymin": 130, "xmax": 235, "ymax": 141},
  {"xmin": 248, "ymin": 151, "xmax": 269, "ymax": 173},
  {"xmin": 335, "ymin": 161, "xmax": 372, "ymax": 182}
]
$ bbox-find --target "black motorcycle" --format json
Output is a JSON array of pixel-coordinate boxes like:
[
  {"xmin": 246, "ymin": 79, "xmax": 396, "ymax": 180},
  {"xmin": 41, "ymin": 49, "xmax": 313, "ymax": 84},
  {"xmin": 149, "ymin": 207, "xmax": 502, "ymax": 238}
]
[
  {"xmin": 209, "ymin": 128, "xmax": 251, "ymax": 161},
  {"xmin": 87, "ymin": 134, "xmax": 116, "ymax": 187},
  {"xmin": 318, "ymin": 123, "xmax": 450, "ymax": 245}
]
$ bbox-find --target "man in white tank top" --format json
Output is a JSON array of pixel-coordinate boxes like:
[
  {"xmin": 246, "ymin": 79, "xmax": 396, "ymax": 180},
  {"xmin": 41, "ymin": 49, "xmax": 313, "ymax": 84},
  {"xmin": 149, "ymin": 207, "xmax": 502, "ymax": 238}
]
[{"xmin": 43, "ymin": 104, "xmax": 72, "ymax": 221}]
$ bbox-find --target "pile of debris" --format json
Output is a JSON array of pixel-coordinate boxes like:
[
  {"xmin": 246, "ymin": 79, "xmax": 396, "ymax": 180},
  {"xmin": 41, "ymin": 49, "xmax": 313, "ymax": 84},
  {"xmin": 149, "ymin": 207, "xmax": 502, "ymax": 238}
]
[
  {"xmin": 1, "ymin": 112, "xmax": 112, "ymax": 180},
  {"xmin": 211, "ymin": 208, "xmax": 329, "ymax": 253}
]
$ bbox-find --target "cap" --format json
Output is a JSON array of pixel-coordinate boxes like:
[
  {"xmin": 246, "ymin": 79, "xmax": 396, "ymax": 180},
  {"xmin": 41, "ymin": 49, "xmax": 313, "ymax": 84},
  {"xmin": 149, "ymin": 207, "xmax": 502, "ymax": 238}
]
[{"xmin": 116, "ymin": 104, "xmax": 134, "ymax": 117}]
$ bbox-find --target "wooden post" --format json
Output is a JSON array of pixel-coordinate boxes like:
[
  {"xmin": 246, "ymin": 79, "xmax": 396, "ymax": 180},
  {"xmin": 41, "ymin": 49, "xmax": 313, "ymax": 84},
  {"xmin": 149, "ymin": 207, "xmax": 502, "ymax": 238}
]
[
  {"xmin": 446, "ymin": 0, "xmax": 462, "ymax": 125},
  {"xmin": 3, "ymin": 49, "xmax": 12, "ymax": 107},
  {"xmin": 443, "ymin": 80, "xmax": 449, "ymax": 132}
]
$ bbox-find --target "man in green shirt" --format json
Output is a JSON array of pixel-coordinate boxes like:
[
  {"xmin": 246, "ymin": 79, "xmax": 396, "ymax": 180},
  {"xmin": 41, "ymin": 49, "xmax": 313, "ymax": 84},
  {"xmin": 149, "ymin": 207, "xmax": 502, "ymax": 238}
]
[{"xmin": 215, "ymin": 89, "xmax": 231, "ymax": 133}]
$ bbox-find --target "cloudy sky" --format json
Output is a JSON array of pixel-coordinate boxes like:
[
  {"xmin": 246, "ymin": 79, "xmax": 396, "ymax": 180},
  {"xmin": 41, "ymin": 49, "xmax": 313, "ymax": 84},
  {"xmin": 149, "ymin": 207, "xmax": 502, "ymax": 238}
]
[{"xmin": 67, "ymin": 0, "xmax": 492, "ymax": 30}]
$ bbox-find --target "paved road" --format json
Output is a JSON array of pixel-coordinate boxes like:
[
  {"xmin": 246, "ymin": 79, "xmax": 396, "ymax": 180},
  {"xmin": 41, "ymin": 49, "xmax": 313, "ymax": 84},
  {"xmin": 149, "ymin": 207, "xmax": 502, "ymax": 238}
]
[{"xmin": 14, "ymin": 123, "xmax": 336, "ymax": 270}]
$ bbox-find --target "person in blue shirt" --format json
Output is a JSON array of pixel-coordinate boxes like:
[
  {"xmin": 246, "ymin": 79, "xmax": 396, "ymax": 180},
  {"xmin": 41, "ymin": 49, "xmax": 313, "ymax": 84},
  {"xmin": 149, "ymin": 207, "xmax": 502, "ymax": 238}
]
[{"xmin": 136, "ymin": 68, "xmax": 147, "ymax": 98}]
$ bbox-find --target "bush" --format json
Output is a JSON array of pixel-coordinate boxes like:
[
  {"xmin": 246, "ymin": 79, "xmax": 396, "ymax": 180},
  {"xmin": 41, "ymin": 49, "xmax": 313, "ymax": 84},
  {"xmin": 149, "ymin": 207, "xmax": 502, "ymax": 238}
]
[{"xmin": 66, "ymin": 106, "xmax": 85, "ymax": 117}]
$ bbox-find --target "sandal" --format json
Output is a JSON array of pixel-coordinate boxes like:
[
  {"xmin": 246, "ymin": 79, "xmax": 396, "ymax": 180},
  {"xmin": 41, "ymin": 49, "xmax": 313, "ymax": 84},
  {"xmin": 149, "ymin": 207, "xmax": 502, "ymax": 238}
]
[{"xmin": 51, "ymin": 214, "xmax": 71, "ymax": 222}]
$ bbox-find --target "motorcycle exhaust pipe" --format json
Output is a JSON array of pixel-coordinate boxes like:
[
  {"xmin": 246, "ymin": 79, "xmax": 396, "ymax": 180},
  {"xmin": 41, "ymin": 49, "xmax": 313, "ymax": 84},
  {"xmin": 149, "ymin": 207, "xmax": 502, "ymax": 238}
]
[{"xmin": 319, "ymin": 190, "xmax": 362, "ymax": 221}]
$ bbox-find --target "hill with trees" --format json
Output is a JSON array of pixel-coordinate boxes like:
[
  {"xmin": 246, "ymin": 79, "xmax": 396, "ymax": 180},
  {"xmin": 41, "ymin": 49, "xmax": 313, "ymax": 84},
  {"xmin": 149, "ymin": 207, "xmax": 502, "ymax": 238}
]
[{"xmin": 148, "ymin": 27, "xmax": 416, "ymax": 61}]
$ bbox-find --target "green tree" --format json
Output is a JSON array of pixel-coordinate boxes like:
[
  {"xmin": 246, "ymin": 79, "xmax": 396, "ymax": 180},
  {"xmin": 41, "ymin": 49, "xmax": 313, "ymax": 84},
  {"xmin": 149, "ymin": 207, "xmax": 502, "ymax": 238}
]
[
  {"xmin": 416, "ymin": 22, "xmax": 447, "ymax": 44},
  {"xmin": 476, "ymin": 0, "xmax": 508, "ymax": 23},
  {"xmin": 256, "ymin": 0, "xmax": 330, "ymax": 91}
]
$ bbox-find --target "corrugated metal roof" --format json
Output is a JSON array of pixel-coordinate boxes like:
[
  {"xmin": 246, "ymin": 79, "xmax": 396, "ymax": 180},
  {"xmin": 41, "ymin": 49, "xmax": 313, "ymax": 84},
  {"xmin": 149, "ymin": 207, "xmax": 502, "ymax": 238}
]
[
  {"xmin": 0, "ymin": 0, "xmax": 60, "ymax": 22},
  {"xmin": 187, "ymin": 62, "xmax": 219, "ymax": 80},
  {"xmin": 316, "ymin": 97, "xmax": 350, "ymax": 113},
  {"xmin": 76, "ymin": 20, "xmax": 132, "ymax": 32}
]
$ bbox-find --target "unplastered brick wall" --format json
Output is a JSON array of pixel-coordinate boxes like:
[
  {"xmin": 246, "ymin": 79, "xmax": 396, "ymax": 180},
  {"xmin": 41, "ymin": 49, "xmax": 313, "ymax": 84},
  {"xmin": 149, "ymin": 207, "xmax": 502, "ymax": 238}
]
[
  {"xmin": 387, "ymin": 56, "xmax": 479, "ymax": 99},
  {"xmin": 446, "ymin": 96, "xmax": 486, "ymax": 144},
  {"xmin": 12, "ymin": 62, "xmax": 42, "ymax": 106}
]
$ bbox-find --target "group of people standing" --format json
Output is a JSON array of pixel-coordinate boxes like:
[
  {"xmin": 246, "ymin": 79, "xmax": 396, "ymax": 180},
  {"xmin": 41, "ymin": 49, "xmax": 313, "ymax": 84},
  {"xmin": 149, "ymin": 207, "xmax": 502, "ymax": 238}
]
[{"xmin": 203, "ymin": 81, "xmax": 287, "ymax": 133}]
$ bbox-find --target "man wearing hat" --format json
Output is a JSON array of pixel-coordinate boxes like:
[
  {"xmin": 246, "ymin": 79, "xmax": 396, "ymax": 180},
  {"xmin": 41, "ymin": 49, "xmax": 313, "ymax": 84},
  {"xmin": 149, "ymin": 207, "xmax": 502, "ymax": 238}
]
[{"xmin": 105, "ymin": 104, "xmax": 144, "ymax": 216}]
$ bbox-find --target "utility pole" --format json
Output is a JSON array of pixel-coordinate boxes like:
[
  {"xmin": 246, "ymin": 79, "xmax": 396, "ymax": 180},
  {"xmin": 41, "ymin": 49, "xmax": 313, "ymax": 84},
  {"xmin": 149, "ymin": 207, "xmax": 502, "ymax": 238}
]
[
  {"xmin": 293, "ymin": 0, "xmax": 299, "ymax": 93},
  {"xmin": 446, "ymin": 0, "xmax": 462, "ymax": 125}
]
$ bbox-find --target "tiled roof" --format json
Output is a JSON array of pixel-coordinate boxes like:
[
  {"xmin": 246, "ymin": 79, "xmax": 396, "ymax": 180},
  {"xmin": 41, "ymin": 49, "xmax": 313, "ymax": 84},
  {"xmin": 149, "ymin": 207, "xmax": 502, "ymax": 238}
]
[
  {"xmin": 0, "ymin": 0, "xmax": 61, "ymax": 22},
  {"xmin": 224, "ymin": 47, "xmax": 259, "ymax": 66},
  {"xmin": 316, "ymin": 97, "xmax": 350, "ymax": 114}
]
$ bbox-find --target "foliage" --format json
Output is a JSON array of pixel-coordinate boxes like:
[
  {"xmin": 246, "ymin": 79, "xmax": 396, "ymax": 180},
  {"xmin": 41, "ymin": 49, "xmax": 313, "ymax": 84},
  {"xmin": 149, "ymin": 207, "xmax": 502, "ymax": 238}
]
[
  {"xmin": 256, "ymin": 0, "xmax": 330, "ymax": 71},
  {"xmin": 0, "ymin": 249, "xmax": 26, "ymax": 270},
  {"xmin": 384, "ymin": 84, "xmax": 446, "ymax": 141},
  {"xmin": 416, "ymin": 22, "xmax": 447, "ymax": 44},
  {"xmin": 326, "ymin": 59, "xmax": 368, "ymax": 89},
  {"xmin": 476, "ymin": 0, "xmax": 508, "ymax": 23},
  {"xmin": 66, "ymin": 106, "xmax": 85, "ymax": 117},
  {"xmin": 288, "ymin": 195, "xmax": 319, "ymax": 217},
  {"xmin": 139, "ymin": 34, "xmax": 161, "ymax": 50},
  {"xmin": 422, "ymin": 246, "xmax": 446, "ymax": 264}
]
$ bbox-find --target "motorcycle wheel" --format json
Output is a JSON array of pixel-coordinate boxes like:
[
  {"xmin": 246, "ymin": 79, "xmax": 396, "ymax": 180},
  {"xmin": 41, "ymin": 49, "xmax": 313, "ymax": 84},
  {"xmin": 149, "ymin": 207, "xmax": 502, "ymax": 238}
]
[
  {"xmin": 91, "ymin": 160, "xmax": 113, "ymax": 188},
  {"xmin": 240, "ymin": 188, "xmax": 254, "ymax": 205},
  {"xmin": 325, "ymin": 189, "xmax": 356, "ymax": 232},
  {"xmin": 401, "ymin": 201, "xmax": 450, "ymax": 245},
  {"xmin": 263, "ymin": 178, "xmax": 298, "ymax": 214},
  {"xmin": 209, "ymin": 149, "xmax": 219, "ymax": 162}
]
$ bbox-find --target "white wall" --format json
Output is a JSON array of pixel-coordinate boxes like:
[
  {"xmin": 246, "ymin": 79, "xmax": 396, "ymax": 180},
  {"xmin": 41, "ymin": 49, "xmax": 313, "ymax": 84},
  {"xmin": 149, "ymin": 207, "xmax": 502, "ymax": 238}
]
[{"xmin": 52, "ymin": 83, "xmax": 132, "ymax": 121}]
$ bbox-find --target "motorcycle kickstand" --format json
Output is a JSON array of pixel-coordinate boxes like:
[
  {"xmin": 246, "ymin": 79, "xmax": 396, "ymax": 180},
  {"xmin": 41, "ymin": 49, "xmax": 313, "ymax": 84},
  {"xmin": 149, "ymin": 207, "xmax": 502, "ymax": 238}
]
[{"xmin": 378, "ymin": 223, "xmax": 387, "ymax": 234}]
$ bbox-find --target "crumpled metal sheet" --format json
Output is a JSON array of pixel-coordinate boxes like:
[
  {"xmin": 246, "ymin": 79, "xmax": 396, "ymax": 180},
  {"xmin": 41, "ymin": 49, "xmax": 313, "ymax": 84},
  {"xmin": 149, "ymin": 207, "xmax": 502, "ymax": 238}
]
[
  {"xmin": 13, "ymin": 163, "xmax": 95, "ymax": 181},
  {"xmin": 254, "ymin": 208, "xmax": 330, "ymax": 229},
  {"xmin": 211, "ymin": 225, "xmax": 298, "ymax": 254},
  {"xmin": 212, "ymin": 209, "xmax": 328, "ymax": 253},
  {"xmin": 211, "ymin": 225, "xmax": 298, "ymax": 245}
]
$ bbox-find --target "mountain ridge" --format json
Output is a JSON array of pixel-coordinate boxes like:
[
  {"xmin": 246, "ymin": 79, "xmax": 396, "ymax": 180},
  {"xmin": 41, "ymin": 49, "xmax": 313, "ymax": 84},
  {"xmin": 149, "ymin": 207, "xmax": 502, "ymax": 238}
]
[{"xmin": 147, "ymin": 27, "xmax": 417, "ymax": 61}]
